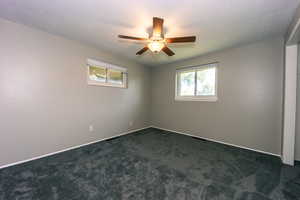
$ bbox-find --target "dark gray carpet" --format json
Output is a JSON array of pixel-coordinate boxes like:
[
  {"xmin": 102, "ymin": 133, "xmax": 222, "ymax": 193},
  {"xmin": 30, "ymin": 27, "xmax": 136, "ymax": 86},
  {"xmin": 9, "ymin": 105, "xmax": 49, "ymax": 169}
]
[{"xmin": 0, "ymin": 128, "xmax": 300, "ymax": 200}]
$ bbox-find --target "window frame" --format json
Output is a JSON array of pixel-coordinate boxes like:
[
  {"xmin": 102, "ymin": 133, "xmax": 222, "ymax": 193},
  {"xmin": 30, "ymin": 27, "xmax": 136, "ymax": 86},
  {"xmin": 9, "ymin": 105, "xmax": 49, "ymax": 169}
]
[
  {"xmin": 175, "ymin": 63, "xmax": 218, "ymax": 102},
  {"xmin": 87, "ymin": 59, "xmax": 127, "ymax": 88}
]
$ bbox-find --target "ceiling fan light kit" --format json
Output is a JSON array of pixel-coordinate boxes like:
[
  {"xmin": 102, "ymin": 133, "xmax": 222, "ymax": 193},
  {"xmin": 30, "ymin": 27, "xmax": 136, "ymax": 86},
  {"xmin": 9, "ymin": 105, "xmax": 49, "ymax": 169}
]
[
  {"xmin": 118, "ymin": 17, "xmax": 196, "ymax": 56},
  {"xmin": 147, "ymin": 39, "xmax": 165, "ymax": 53}
]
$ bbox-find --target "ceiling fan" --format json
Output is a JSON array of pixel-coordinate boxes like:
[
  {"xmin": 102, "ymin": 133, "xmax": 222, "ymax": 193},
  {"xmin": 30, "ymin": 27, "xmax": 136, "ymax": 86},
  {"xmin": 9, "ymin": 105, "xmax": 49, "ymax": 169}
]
[{"xmin": 118, "ymin": 17, "xmax": 196, "ymax": 56}]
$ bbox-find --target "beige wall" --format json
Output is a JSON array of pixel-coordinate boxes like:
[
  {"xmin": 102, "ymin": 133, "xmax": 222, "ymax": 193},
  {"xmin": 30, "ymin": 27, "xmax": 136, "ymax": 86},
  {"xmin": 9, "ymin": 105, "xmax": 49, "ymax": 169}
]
[
  {"xmin": 151, "ymin": 37, "xmax": 284, "ymax": 155},
  {"xmin": 0, "ymin": 18, "xmax": 151, "ymax": 167}
]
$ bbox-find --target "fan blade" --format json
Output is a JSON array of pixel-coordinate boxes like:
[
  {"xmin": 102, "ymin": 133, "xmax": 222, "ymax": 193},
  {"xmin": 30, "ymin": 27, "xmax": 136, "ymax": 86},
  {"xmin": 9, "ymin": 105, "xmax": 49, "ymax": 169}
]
[
  {"xmin": 153, "ymin": 17, "xmax": 164, "ymax": 37},
  {"xmin": 118, "ymin": 35, "xmax": 148, "ymax": 41},
  {"xmin": 166, "ymin": 36, "xmax": 196, "ymax": 43},
  {"xmin": 136, "ymin": 47, "xmax": 149, "ymax": 55},
  {"xmin": 162, "ymin": 46, "xmax": 175, "ymax": 56}
]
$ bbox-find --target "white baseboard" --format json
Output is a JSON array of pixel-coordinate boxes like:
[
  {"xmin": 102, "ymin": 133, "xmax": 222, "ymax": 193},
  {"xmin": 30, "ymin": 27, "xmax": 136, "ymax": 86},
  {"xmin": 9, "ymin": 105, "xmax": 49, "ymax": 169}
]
[
  {"xmin": 0, "ymin": 126, "xmax": 151, "ymax": 170},
  {"xmin": 151, "ymin": 126, "xmax": 281, "ymax": 158},
  {"xmin": 0, "ymin": 125, "xmax": 283, "ymax": 170}
]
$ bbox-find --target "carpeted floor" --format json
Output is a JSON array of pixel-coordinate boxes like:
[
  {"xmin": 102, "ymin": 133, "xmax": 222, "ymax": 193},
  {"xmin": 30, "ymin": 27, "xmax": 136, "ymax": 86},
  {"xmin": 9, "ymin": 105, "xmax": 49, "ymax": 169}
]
[{"xmin": 0, "ymin": 128, "xmax": 300, "ymax": 200}]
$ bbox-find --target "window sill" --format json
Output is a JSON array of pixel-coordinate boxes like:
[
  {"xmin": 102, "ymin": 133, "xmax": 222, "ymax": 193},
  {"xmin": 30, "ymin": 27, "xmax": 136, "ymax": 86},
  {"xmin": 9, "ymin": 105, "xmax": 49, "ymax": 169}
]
[
  {"xmin": 87, "ymin": 80, "xmax": 126, "ymax": 88},
  {"xmin": 175, "ymin": 96, "xmax": 218, "ymax": 102}
]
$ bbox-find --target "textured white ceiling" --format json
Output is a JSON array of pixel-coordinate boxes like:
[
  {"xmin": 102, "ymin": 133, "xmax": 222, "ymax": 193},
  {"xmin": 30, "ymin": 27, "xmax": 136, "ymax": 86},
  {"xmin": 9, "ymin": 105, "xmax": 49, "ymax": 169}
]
[{"xmin": 0, "ymin": 0, "xmax": 299, "ymax": 66}]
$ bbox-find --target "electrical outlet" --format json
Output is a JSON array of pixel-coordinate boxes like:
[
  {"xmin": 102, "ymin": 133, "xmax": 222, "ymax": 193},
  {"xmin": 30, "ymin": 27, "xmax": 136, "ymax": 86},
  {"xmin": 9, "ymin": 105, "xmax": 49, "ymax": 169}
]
[{"xmin": 89, "ymin": 125, "xmax": 94, "ymax": 132}]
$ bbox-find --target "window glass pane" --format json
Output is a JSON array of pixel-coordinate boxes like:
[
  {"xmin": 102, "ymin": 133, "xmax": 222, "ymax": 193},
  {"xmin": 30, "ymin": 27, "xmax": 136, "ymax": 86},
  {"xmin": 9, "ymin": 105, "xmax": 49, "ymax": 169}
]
[
  {"xmin": 108, "ymin": 69, "xmax": 123, "ymax": 84},
  {"xmin": 179, "ymin": 71, "xmax": 195, "ymax": 96},
  {"xmin": 197, "ymin": 67, "xmax": 216, "ymax": 96},
  {"xmin": 89, "ymin": 65, "xmax": 106, "ymax": 82}
]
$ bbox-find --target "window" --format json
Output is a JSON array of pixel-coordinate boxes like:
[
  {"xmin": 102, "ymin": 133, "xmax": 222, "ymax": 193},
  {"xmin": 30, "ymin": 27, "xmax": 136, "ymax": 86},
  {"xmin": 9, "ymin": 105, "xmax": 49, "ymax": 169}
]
[
  {"xmin": 175, "ymin": 63, "xmax": 217, "ymax": 101},
  {"xmin": 87, "ymin": 59, "xmax": 127, "ymax": 88}
]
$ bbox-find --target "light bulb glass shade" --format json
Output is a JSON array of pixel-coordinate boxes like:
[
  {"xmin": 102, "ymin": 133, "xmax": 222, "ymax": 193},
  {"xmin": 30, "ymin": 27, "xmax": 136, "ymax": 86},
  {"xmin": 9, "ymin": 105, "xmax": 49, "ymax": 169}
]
[{"xmin": 148, "ymin": 41, "xmax": 165, "ymax": 53}]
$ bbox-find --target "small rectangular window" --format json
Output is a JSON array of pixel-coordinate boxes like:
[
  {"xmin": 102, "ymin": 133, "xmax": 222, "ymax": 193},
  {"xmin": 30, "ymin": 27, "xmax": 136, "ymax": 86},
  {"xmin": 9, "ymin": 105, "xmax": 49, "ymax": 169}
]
[
  {"xmin": 179, "ymin": 70, "xmax": 195, "ymax": 96},
  {"xmin": 89, "ymin": 66, "xmax": 106, "ymax": 82},
  {"xmin": 196, "ymin": 67, "xmax": 216, "ymax": 96},
  {"xmin": 87, "ymin": 59, "xmax": 127, "ymax": 88},
  {"xmin": 107, "ymin": 68, "xmax": 123, "ymax": 85},
  {"xmin": 175, "ymin": 63, "xmax": 217, "ymax": 101}
]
